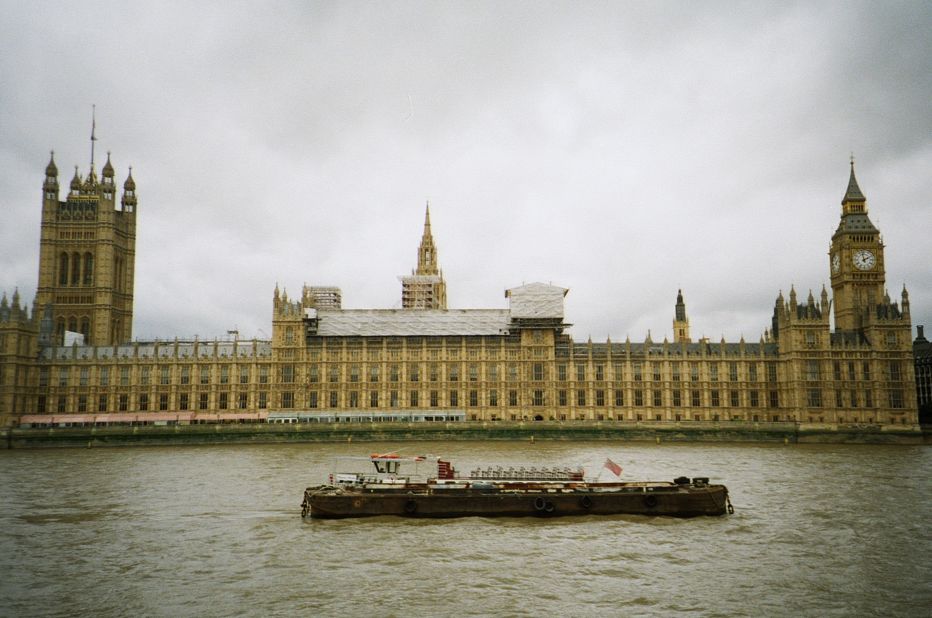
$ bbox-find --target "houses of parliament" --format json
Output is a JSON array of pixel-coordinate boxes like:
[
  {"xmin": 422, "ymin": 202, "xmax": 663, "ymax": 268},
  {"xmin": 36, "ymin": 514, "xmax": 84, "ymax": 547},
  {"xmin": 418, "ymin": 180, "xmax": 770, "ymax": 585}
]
[{"xmin": 0, "ymin": 136, "xmax": 923, "ymax": 431}]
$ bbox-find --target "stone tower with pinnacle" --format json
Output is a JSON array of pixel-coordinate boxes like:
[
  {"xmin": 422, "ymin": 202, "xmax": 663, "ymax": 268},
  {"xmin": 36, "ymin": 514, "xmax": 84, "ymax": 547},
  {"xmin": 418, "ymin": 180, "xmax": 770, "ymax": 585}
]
[
  {"xmin": 35, "ymin": 117, "xmax": 137, "ymax": 346},
  {"xmin": 400, "ymin": 203, "xmax": 447, "ymax": 309}
]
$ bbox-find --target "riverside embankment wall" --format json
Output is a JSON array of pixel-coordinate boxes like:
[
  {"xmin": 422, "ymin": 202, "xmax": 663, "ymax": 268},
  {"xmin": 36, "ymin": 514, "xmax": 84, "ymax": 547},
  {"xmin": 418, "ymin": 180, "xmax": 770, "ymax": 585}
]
[{"xmin": 2, "ymin": 421, "xmax": 926, "ymax": 449}]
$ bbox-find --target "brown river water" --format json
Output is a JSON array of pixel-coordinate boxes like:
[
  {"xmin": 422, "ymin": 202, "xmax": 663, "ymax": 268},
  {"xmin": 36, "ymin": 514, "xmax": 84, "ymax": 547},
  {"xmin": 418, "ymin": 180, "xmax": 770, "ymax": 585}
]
[{"xmin": 1, "ymin": 441, "xmax": 930, "ymax": 617}]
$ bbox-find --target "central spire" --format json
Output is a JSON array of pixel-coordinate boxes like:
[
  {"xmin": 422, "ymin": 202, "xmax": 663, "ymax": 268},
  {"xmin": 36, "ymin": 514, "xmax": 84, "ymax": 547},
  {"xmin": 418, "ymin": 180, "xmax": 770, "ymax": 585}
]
[
  {"xmin": 400, "ymin": 202, "xmax": 447, "ymax": 309},
  {"xmin": 416, "ymin": 201, "xmax": 438, "ymax": 275}
]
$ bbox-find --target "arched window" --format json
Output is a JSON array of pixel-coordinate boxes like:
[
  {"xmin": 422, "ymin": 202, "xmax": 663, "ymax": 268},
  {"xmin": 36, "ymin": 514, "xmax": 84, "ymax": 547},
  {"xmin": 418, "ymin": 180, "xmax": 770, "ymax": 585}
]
[
  {"xmin": 68, "ymin": 316, "xmax": 77, "ymax": 333},
  {"xmin": 114, "ymin": 257, "xmax": 122, "ymax": 292},
  {"xmin": 56, "ymin": 318, "xmax": 65, "ymax": 338},
  {"xmin": 80, "ymin": 317, "xmax": 90, "ymax": 339},
  {"xmin": 71, "ymin": 252, "xmax": 80, "ymax": 285},
  {"xmin": 83, "ymin": 252, "xmax": 94, "ymax": 285},
  {"xmin": 59, "ymin": 253, "xmax": 69, "ymax": 285}
]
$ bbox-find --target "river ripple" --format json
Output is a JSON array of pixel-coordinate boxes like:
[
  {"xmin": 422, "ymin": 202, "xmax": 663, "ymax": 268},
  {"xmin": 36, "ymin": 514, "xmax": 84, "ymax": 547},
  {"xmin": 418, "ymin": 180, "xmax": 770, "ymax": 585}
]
[{"xmin": 1, "ymin": 442, "xmax": 929, "ymax": 617}]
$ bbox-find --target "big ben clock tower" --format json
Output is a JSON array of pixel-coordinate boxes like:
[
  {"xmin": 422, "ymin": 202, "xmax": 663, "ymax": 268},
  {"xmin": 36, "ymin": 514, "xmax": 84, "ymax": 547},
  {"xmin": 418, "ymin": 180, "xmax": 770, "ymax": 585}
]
[{"xmin": 829, "ymin": 160, "xmax": 886, "ymax": 331}]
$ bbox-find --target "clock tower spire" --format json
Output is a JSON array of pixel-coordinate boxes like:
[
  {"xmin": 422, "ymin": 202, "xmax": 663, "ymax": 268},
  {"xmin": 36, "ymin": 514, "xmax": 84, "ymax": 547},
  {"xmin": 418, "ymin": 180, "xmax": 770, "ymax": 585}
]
[{"xmin": 829, "ymin": 159, "xmax": 885, "ymax": 331}]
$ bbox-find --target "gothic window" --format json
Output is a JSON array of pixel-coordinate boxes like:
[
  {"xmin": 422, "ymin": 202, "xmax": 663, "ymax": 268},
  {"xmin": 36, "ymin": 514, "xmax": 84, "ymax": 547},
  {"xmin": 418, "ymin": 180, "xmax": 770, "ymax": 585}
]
[
  {"xmin": 83, "ymin": 252, "xmax": 93, "ymax": 285},
  {"xmin": 370, "ymin": 391, "xmax": 379, "ymax": 407},
  {"xmin": 807, "ymin": 389, "xmax": 822, "ymax": 408},
  {"xmin": 532, "ymin": 363, "xmax": 544, "ymax": 381},
  {"xmin": 449, "ymin": 390, "xmax": 458, "ymax": 406},
  {"xmin": 59, "ymin": 253, "xmax": 69, "ymax": 285},
  {"xmin": 71, "ymin": 252, "xmax": 80, "ymax": 285},
  {"xmin": 888, "ymin": 361, "xmax": 902, "ymax": 381},
  {"xmin": 68, "ymin": 316, "xmax": 77, "ymax": 333}
]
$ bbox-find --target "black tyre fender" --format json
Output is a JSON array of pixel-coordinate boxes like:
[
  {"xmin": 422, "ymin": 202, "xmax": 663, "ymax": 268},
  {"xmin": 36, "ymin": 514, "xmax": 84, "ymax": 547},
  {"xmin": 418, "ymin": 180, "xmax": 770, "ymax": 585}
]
[
  {"xmin": 580, "ymin": 495, "xmax": 593, "ymax": 510},
  {"xmin": 533, "ymin": 496, "xmax": 547, "ymax": 511},
  {"xmin": 544, "ymin": 501, "xmax": 555, "ymax": 513},
  {"xmin": 404, "ymin": 500, "xmax": 417, "ymax": 514},
  {"xmin": 644, "ymin": 494, "xmax": 658, "ymax": 509}
]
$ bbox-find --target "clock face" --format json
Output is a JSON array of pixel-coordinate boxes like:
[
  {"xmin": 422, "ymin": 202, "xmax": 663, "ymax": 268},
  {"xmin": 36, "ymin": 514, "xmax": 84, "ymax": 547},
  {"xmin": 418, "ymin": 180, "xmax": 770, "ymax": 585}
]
[
  {"xmin": 831, "ymin": 254, "xmax": 840, "ymax": 274},
  {"xmin": 852, "ymin": 249, "xmax": 876, "ymax": 271}
]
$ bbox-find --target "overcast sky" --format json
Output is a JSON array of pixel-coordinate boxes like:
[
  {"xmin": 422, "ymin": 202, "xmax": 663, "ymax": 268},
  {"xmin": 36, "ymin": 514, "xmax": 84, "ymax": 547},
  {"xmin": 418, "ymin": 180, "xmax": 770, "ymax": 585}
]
[{"xmin": 2, "ymin": 1, "xmax": 930, "ymax": 344}]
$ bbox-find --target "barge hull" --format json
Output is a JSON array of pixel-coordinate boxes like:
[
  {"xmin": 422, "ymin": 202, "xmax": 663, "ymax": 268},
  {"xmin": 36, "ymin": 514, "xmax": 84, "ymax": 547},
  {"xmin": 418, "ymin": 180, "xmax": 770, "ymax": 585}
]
[{"xmin": 306, "ymin": 486, "xmax": 729, "ymax": 519}]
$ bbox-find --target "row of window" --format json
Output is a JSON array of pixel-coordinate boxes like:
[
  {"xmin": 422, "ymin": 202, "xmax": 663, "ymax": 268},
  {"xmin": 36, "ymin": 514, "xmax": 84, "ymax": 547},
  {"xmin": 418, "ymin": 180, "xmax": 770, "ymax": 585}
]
[
  {"xmin": 38, "ymin": 391, "xmax": 268, "ymax": 414},
  {"xmin": 283, "ymin": 360, "xmax": 781, "ymax": 384},
  {"xmin": 40, "ymin": 365, "xmax": 271, "ymax": 387},
  {"xmin": 280, "ymin": 388, "xmax": 783, "ymax": 410},
  {"xmin": 41, "ymin": 359, "xmax": 907, "ymax": 390},
  {"xmin": 806, "ymin": 388, "xmax": 905, "ymax": 409}
]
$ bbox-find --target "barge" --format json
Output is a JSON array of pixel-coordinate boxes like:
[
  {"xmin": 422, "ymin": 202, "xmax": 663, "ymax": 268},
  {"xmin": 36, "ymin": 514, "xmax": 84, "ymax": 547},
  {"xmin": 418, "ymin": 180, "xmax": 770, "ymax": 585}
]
[{"xmin": 301, "ymin": 454, "xmax": 733, "ymax": 519}]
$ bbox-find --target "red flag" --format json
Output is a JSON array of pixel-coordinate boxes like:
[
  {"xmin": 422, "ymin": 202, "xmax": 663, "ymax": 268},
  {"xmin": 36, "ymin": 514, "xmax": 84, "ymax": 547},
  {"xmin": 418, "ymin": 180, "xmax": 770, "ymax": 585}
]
[{"xmin": 603, "ymin": 458, "xmax": 622, "ymax": 476}]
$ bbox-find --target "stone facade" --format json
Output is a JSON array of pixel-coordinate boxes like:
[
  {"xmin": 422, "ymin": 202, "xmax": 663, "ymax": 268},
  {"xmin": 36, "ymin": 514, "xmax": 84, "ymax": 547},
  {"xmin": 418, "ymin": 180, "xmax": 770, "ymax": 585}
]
[
  {"xmin": 36, "ymin": 151, "xmax": 136, "ymax": 347},
  {"xmin": 0, "ymin": 153, "xmax": 920, "ymax": 430}
]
